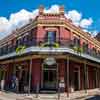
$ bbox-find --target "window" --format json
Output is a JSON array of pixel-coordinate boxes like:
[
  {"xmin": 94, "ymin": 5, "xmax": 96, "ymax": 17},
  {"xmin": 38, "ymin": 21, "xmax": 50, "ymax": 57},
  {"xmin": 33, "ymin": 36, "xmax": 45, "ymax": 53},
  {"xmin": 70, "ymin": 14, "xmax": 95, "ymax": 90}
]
[
  {"xmin": 45, "ymin": 31, "xmax": 56, "ymax": 43},
  {"xmin": 92, "ymin": 47, "xmax": 97, "ymax": 56},
  {"xmin": 73, "ymin": 37, "xmax": 80, "ymax": 47},
  {"xmin": 5, "ymin": 45, "xmax": 8, "ymax": 54},
  {"xmin": 16, "ymin": 38, "xmax": 22, "ymax": 47},
  {"xmin": 1, "ymin": 47, "xmax": 3, "ymax": 55},
  {"xmin": 0, "ymin": 48, "xmax": 2, "ymax": 56},
  {"xmin": 83, "ymin": 42, "xmax": 88, "ymax": 53}
]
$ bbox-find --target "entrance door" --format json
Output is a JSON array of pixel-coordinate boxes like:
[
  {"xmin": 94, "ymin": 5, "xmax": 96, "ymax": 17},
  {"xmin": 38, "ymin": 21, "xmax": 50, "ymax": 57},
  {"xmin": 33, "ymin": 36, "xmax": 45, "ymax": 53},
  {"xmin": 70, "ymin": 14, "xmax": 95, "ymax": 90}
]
[
  {"xmin": 74, "ymin": 68, "xmax": 80, "ymax": 91},
  {"xmin": 16, "ymin": 67, "xmax": 28, "ymax": 92},
  {"xmin": 42, "ymin": 64, "xmax": 57, "ymax": 90}
]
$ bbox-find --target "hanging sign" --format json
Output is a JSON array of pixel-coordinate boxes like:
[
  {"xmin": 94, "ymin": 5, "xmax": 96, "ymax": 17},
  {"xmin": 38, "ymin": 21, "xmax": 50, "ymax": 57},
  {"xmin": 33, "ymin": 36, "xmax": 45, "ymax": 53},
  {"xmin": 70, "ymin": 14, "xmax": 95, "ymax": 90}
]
[
  {"xmin": 59, "ymin": 82, "xmax": 65, "ymax": 88},
  {"xmin": 44, "ymin": 57, "xmax": 56, "ymax": 65}
]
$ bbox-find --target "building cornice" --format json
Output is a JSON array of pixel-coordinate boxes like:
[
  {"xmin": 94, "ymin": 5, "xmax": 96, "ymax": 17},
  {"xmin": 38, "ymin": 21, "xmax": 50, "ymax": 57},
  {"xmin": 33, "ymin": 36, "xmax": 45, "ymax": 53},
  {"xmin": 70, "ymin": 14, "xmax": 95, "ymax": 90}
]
[
  {"xmin": 0, "ymin": 16, "xmax": 100, "ymax": 51},
  {"xmin": 0, "ymin": 20, "xmax": 38, "ymax": 46},
  {"xmin": 37, "ymin": 19, "xmax": 100, "ymax": 49}
]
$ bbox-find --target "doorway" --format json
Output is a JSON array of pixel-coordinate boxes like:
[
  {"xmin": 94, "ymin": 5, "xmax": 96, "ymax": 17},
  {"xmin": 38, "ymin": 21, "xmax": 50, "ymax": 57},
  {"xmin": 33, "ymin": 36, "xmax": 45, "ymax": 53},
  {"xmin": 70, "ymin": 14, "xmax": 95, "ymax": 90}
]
[
  {"xmin": 74, "ymin": 67, "xmax": 80, "ymax": 91},
  {"xmin": 15, "ymin": 65, "xmax": 29, "ymax": 92},
  {"xmin": 41, "ymin": 64, "xmax": 57, "ymax": 90}
]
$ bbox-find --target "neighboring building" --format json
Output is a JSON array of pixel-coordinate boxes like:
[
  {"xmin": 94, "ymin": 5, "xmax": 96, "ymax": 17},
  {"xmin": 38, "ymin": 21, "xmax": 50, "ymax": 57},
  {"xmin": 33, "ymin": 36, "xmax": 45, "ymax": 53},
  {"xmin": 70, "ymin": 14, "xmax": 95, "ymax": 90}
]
[
  {"xmin": 0, "ymin": 6, "xmax": 100, "ymax": 94},
  {"xmin": 95, "ymin": 32, "xmax": 100, "ymax": 41}
]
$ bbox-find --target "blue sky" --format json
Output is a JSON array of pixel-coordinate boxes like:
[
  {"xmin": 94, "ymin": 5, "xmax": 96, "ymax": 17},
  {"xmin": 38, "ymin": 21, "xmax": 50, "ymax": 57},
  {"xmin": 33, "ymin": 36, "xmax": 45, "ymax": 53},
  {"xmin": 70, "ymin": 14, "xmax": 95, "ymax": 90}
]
[{"xmin": 0, "ymin": 0, "xmax": 100, "ymax": 39}]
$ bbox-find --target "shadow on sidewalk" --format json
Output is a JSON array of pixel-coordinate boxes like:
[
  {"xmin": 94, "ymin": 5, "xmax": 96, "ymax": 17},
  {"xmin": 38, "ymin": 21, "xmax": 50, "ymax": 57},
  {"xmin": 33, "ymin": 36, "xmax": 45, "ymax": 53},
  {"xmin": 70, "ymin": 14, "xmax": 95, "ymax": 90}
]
[{"xmin": 86, "ymin": 95, "xmax": 100, "ymax": 100}]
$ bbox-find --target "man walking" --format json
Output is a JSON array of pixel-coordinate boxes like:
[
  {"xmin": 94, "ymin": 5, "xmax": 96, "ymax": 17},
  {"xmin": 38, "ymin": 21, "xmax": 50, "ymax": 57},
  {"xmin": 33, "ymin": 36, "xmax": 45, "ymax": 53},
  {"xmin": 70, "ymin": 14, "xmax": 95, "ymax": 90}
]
[{"xmin": 1, "ymin": 79, "xmax": 5, "ymax": 92}]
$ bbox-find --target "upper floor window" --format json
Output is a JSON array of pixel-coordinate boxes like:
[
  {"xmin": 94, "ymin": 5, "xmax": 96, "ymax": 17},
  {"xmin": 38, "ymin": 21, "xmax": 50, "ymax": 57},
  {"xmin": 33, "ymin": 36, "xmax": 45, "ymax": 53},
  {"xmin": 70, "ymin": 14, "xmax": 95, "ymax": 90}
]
[
  {"xmin": 45, "ymin": 31, "xmax": 56, "ymax": 43},
  {"xmin": 16, "ymin": 37, "xmax": 22, "ymax": 47},
  {"xmin": 73, "ymin": 37, "xmax": 80, "ymax": 47},
  {"xmin": 83, "ymin": 42, "xmax": 88, "ymax": 53},
  {"xmin": 92, "ymin": 47, "xmax": 97, "ymax": 56}
]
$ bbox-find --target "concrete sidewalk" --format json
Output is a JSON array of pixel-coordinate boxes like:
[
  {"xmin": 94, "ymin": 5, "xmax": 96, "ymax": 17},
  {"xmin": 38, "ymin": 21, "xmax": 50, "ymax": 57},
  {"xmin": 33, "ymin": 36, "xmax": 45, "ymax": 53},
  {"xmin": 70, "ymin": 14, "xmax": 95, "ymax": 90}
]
[{"xmin": 0, "ymin": 89, "xmax": 99, "ymax": 100}]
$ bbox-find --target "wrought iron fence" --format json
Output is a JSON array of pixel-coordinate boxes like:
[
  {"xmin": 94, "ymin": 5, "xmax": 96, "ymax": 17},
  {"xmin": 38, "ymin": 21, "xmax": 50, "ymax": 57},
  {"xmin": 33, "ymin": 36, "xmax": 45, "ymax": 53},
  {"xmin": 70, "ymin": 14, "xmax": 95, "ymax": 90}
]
[{"xmin": 0, "ymin": 37, "xmax": 100, "ymax": 60}]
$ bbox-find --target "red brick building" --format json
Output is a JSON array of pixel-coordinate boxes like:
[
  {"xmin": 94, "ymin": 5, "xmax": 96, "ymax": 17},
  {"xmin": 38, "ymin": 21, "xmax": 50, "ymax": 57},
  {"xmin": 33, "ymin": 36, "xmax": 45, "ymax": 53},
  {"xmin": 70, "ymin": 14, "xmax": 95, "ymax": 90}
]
[{"xmin": 0, "ymin": 6, "xmax": 100, "ymax": 94}]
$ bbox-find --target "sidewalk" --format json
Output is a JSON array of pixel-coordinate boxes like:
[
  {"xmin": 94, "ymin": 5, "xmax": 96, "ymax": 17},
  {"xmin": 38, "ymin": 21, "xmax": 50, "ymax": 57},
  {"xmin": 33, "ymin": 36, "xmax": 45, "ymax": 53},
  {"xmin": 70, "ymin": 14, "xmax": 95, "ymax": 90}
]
[{"xmin": 0, "ymin": 88, "xmax": 99, "ymax": 100}]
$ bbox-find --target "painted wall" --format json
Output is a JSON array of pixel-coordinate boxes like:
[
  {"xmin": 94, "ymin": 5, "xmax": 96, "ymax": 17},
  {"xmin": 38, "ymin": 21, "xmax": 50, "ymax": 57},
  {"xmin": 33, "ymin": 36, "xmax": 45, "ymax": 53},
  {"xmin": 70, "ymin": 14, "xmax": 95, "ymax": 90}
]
[{"xmin": 32, "ymin": 59, "xmax": 41, "ymax": 91}]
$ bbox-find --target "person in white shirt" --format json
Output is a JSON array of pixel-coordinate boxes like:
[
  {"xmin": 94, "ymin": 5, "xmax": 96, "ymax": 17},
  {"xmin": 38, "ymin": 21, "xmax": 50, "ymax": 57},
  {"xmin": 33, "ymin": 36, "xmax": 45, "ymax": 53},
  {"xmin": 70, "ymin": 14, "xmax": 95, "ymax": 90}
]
[{"xmin": 1, "ymin": 79, "xmax": 5, "ymax": 91}]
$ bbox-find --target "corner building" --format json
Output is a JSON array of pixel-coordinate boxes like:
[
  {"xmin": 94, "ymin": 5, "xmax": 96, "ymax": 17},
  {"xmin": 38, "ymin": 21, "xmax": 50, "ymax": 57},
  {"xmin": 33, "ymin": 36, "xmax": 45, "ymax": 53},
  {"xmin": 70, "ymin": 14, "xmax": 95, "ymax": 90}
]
[{"xmin": 0, "ymin": 6, "xmax": 100, "ymax": 93}]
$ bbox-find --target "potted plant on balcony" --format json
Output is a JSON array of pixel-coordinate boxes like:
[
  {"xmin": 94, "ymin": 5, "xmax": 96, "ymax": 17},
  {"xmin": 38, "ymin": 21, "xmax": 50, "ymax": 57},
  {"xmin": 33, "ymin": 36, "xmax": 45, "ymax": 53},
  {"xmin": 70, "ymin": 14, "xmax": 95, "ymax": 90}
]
[
  {"xmin": 73, "ymin": 46, "xmax": 78, "ymax": 52},
  {"xmin": 78, "ymin": 47, "xmax": 83, "ymax": 55},
  {"xmin": 73, "ymin": 45, "xmax": 83, "ymax": 54},
  {"xmin": 16, "ymin": 45, "xmax": 26, "ymax": 54},
  {"xmin": 40, "ymin": 42, "xmax": 60, "ymax": 48}
]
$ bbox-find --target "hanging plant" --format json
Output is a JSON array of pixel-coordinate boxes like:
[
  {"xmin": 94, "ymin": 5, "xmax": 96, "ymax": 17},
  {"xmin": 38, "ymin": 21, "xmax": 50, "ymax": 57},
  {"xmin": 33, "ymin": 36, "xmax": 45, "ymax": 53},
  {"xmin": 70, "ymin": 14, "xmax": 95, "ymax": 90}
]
[
  {"xmin": 73, "ymin": 46, "xmax": 78, "ymax": 52},
  {"xmin": 16, "ymin": 45, "xmax": 26, "ymax": 54},
  {"xmin": 40, "ymin": 42, "xmax": 60, "ymax": 48},
  {"xmin": 78, "ymin": 47, "xmax": 83, "ymax": 54},
  {"xmin": 73, "ymin": 45, "xmax": 83, "ymax": 54}
]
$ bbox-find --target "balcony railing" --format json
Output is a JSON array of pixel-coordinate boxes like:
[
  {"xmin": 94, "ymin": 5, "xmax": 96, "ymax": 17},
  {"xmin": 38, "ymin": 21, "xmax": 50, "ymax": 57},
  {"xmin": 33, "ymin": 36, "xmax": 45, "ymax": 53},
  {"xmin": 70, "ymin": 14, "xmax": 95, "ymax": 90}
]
[{"xmin": 0, "ymin": 38, "xmax": 100, "ymax": 60}]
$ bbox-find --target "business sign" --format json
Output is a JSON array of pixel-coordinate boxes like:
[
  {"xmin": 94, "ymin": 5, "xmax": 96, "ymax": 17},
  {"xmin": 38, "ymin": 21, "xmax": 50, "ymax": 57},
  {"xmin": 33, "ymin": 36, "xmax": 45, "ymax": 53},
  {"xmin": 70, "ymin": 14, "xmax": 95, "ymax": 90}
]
[
  {"xmin": 59, "ymin": 82, "xmax": 65, "ymax": 88},
  {"xmin": 44, "ymin": 57, "xmax": 56, "ymax": 65}
]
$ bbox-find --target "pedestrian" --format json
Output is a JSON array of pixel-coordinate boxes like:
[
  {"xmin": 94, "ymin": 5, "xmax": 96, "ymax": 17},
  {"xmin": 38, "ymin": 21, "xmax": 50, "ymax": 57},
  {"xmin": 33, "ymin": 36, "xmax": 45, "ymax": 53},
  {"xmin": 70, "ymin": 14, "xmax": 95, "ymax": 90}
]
[
  {"xmin": 0, "ymin": 79, "xmax": 5, "ymax": 92},
  {"xmin": 15, "ymin": 77, "xmax": 19, "ymax": 93},
  {"xmin": 11, "ymin": 74, "xmax": 16, "ymax": 92}
]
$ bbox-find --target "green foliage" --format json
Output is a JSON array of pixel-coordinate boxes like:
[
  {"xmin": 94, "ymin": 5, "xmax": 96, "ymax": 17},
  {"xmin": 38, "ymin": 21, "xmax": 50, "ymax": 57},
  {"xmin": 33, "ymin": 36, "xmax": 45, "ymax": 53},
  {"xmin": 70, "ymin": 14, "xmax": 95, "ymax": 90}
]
[
  {"xmin": 16, "ymin": 45, "xmax": 26, "ymax": 54},
  {"xmin": 41, "ymin": 42, "xmax": 60, "ymax": 48},
  {"xmin": 73, "ymin": 45, "xmax": 83, "ymax": 54}
]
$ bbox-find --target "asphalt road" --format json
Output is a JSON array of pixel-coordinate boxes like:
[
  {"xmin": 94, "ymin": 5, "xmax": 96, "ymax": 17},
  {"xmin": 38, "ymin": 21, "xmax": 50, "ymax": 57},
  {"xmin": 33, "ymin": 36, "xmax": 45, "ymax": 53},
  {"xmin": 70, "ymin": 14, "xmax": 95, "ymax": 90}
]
[
  {"xmin": 76, "ymin": 95, "xmax": 100, "ymax": 100},
  {"xmin": 86, "ymin": 95, "xmax": 100, "ymax": 100}
]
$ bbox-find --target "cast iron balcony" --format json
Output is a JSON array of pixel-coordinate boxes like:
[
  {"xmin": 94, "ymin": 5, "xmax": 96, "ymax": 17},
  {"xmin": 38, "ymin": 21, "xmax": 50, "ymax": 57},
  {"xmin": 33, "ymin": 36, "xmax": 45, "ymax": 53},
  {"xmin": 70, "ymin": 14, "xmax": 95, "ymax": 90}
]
[{"xmin": 0, "ymin": 37, "xmax": 100, "ymax": 61}]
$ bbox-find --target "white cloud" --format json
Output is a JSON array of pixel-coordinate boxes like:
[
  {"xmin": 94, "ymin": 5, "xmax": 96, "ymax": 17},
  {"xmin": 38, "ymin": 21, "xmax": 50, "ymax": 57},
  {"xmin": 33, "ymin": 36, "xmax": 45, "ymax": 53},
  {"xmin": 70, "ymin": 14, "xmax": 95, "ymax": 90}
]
[
  {"xmin": 67, "ymin": 10, "xmax": 82, "ymax": 22},
  {"xmin": 44, "ymin": 5, "xmax": 59, "ymax": 13},
  {"xmin": 80, "ymin": 18, "xmax": 93, "ymax": 28},
  {"xmin": 0, "ymin": 17, "xmax": 9, "ymax": 33},
  {"xmin": 0, "ymin": 9, "xmax": 39, "ymax": 40},
  {"xmin": 91, "ymin": 30, "xmax": 98, "ymax": 37},
  {"xmin": 65, "ymin": 10, "xmax": 93, "ymax": 29},
  {"xmin": 9, "ymin": 9, "xmax": 33, "ymax": 26},
  {"xmin": 0, "ymin": 5, "xmax": 97, "ymax": 40}
]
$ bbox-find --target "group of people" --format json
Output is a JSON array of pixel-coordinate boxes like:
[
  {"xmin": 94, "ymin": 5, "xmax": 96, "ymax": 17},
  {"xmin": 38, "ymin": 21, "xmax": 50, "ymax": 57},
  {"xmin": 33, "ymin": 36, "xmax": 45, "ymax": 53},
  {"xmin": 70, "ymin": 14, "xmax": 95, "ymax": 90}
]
[
  {"xmin": 0, "ymin": 75, "xmax": 19, "ymax": 92},
  {"xmin": 11, "ymin": 75, "xmax": 19, "ymax": 92}
]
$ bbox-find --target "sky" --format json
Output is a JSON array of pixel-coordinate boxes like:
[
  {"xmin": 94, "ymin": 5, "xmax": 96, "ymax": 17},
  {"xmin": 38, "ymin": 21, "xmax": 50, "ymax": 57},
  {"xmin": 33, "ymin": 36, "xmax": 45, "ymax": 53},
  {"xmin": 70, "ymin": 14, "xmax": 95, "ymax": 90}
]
[{"xmin": 0, "ymin": 0, "xmax": 100, "ymax": 39}]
